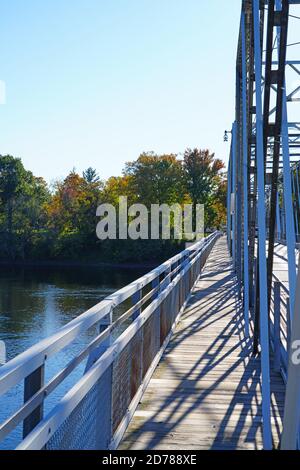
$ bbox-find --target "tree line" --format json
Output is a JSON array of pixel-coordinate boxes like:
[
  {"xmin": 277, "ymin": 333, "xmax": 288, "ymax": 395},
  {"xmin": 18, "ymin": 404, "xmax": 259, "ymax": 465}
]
[{"xmin": 0, "ymin": 149, "xmax": 226, "ymax": 264}]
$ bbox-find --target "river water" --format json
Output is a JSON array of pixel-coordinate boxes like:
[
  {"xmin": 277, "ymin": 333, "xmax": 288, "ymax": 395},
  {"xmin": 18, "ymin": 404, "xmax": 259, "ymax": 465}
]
[{"xmin": 0, "ymin": 264, "xmax": 147, "ymax": 449}]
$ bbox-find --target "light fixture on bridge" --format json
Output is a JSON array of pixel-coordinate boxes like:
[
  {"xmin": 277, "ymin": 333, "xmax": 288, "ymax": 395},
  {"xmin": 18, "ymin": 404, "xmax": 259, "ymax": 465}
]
[{"xmin": 224, "ymin": 130, "xmax": 232, "ymax": 142}]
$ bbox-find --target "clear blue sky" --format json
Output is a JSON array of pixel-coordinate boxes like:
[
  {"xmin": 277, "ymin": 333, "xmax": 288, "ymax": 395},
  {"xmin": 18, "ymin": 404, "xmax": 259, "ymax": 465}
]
[{"xmin": 0, "ymin": 0, "xmax": 241, "ymax": 183}]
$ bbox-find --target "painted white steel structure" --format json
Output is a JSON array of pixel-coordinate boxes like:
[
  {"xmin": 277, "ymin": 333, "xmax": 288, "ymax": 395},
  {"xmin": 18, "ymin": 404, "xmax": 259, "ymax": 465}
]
[
  {"xmin": 0, "ymin": 232, "xmax": 220, "ymax": 450},
  {"xmin": 227, "ymin": 0, "xmax": 300, "ymax": 450}
]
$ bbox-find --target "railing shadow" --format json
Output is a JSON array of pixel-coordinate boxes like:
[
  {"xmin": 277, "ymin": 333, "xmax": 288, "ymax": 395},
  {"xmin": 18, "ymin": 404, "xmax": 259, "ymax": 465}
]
[{"xmin": 121, "ymin": 239, "xmax": 285, "ymax": 450}]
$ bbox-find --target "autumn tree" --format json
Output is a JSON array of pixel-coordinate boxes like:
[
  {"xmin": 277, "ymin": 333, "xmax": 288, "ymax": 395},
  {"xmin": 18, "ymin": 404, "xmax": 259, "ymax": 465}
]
[
  {"xmin": 0, "ymin": 150, "xmax": 227, "ymax": 262},
  {"xmin": 124, "ymin": 153, "xmax": 186, "ymax": 207},
  {"xmin": 46, "ymin": 169, "xmax": 102, "ymax": 234},
  {"xmin": 102, "ymin": 175, "xmax": 137, "ymax": 206},
  {"xmin": 183, "ymin": 149, "xmax": 225, "ymax": 230}
]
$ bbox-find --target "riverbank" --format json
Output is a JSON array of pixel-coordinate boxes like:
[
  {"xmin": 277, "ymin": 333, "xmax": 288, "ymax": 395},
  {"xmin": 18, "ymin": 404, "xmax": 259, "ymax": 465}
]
[{"xmin": 0, "ymin": 258, "xmax": 158, "ymax": 270}]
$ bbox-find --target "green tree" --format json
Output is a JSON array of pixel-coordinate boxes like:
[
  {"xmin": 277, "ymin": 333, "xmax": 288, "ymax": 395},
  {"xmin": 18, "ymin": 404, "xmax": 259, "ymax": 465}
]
[
  {"xmin": 83, "ymin": 167, "xmax": 101, "ymax": 184},
  {"xmin": 0, "ymin": 155, "xmax": 50, "ymax": 259},
  {"xmin": 0, "ymin": 156, "xmax": 27, "ymax": 247},
  {"xmin": 13, "ymin": 175, "xmax": 50, "ymax": 259},
  {"xmin": 183, "ymin": 149, "xmax": 225, "ymax": 230},
  {"xmin": 102, "ymin": 175, "xmax": 137, "ymax": 206},
  {"xmin": 124, "ymin": 153, "xmax": 186, "ymax": 207}
]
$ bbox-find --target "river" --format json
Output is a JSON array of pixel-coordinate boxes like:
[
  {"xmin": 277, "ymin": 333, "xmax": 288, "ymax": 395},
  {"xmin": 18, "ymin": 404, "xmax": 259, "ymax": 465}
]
[{"xmin": 0, "ymin": 264, "xmax": 147, "ymax": 450}]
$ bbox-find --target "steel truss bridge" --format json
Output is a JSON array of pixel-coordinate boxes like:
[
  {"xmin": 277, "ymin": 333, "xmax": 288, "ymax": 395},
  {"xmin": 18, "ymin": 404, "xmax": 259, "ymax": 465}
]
[
  {"xmin": 227, "ymin": 0, "xmax": 300, "ymax": 449},
  {"xmin": 0, "ymin": 0, "xmax": 300, "ymax": 452}
]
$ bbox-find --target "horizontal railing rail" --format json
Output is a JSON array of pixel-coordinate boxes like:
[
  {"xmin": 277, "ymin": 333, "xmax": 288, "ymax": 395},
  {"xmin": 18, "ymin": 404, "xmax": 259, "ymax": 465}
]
[{"xmin": 0, "ymin": 231, "xmax": 221, "ymax": 450}]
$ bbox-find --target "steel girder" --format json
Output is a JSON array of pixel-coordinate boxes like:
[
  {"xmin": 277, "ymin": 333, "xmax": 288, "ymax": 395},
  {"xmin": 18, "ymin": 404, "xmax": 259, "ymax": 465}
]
[{"xmin": 227, "ymin": 0, "xmax": 300, "ymax": 449}]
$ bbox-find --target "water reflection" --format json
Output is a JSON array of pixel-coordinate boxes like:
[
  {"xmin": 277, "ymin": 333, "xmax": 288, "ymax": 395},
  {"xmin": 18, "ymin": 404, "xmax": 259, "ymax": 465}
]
[{"xmin": 0, "ymin": 264, "xmax": 147, "ymax": 449}]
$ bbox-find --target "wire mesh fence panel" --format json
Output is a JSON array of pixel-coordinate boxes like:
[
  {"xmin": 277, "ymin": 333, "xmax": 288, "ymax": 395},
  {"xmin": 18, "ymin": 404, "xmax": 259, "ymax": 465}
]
[
  {"xmin": 179, "ymin": 276, "xmax": 184, "ymax": 309},
  {"xmin": 46, "ymin": 366, "xmax": 112, "ymax": 450},
  {"xmin": 160, "ymin": 295, "xmax": 169, "ymax": 346},
  {"xmin": 167, "ymin": 290, "xmax": 176, "ymax": 337},
  {"xmin": 112, "ymin": 342, "xmax": 131, "ymax": 434},
  {"xmin": 172, "ymin": 283, "xmax": 180, "ymax": 325},
  {"xmin": 190, "ymin": 265, "xmax": 194, "ymax": 289},
  {"xmin": 130, "ymin": 330, "xmax": 143, "ymax": 400},
  {"xmin": 142, "ymin": 311, "xmax": 160, "ymax": 379},
  {"xmin": 184, "ymin": 270, "xmax": 189, "ymax": 300}
]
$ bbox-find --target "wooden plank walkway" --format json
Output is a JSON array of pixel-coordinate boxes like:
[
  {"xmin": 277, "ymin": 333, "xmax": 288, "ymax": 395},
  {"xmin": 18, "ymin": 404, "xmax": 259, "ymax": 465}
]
[{"xmin": 119, "ymin": 237, "xmax": 286, "ymax": 450}]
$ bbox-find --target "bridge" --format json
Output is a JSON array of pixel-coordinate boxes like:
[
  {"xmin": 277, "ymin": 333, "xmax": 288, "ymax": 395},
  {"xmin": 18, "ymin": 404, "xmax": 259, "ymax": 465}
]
[{"xmin": 1, "ymin": 0, "xmax": 300, "ymax": 451}]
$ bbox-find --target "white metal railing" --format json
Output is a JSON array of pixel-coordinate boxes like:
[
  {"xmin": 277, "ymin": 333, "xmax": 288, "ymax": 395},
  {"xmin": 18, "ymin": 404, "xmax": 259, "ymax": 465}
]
[{"xmin": 0, "ymin": 231, "xmax": 221, "ymax": 450}]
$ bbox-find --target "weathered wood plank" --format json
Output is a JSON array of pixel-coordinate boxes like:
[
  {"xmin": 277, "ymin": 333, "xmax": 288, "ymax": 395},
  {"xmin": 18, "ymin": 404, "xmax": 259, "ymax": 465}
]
[{"xmin": 119, "ymin": 237, "xmax": 285, "ymax": 450}]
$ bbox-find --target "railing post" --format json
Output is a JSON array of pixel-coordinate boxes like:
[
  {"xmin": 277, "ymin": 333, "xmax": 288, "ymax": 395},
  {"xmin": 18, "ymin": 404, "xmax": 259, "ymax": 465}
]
[
  {"xmin": 151, "ymin": 276, "xmax": 160, "ymax": 301},
  {"xmin": 132, "ymin": 287, "xmax": 144, "ymax": 384},
  {"xmin": 132, "ymin": 288, "xmax": 142, "ymax": 320},
  {"xmin": 100, "ymin": 312, "xmax": 113, "ymax": 343},
  {"xmin": 188, "ymin": 250, "xmax": 194, "ymax": 290},
  {"xmin": 196, "ymin": 247, "xmax": 201, "ymax": 280},
  {"xmin": 85, "ymin": 309, "xmax": 113, "ymax": 372},
  {"xmin": 23, "ymin": 364, "xmax": 45, "ymax": 439},
  {"xmin": 184, "ymin": 256, "xmax": 189, "ymax": 302},
  {"xmin": 274, "ymin": 282, "xmax": 281, "ymax": 373}
]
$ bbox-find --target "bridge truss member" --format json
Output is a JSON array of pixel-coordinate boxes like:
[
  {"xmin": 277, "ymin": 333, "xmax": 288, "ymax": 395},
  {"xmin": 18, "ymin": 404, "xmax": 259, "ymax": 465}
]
[{"xmin": 227, "ymin": 0, "xmax": 300, "ymax": 450}]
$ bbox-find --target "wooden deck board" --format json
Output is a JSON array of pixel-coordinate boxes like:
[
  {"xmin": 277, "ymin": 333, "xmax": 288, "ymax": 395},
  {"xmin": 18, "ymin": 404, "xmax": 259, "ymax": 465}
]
[{"xmin": 119, "ymin": 237, "xmax": 286, "ymax": 451}]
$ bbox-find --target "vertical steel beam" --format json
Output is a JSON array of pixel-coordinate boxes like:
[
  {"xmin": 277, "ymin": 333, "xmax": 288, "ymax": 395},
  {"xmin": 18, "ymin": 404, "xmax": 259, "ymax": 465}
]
[
  {"xmin": 263, "ymin": 0, "xmax": 275, "ymax": 172},
  {"xmin": 295, "ymin": 166, "xmax": 300, "ymax": 241},
  {"xmin": 281, "ymin": 92, "xmax": 297, "ymax": 319},
  {"xmin": 242, "ymin": 11, "xmax": 250, "ymax": 337},
  {"xmin": 227, "ymin": 158, "xmax": 232, "ymax": 249},
  {"xmin": 276, "ymin": 193, "xmax": 282, "ymax": 240},
  {"xmin": 232, "ymin": 122, "xmax": 238, "ymax": 269},
  {"xmin": 236, "ymin": 66, "xmax": 243, "ymax": 299},
  {"xmin": 266, "ymin": 0, "xmax": 289, "ymax": 312},
  {"xmin": 253, "ymin": 0, "xmax": 272, "ymax": 450},
  {"xmin": 247, "ymin": 10, "xmax": 257, "ymax": 308},
  {"xmin": 273, "ymin": 282, "xmax": 281, "ymax": 372},
  {"xmin": 292, "ymin": 171, "xmax": 299, "ymax": 236},
  {"xmin": 275, "ymin": 0, "xmax": 296, "ymax": 321}
]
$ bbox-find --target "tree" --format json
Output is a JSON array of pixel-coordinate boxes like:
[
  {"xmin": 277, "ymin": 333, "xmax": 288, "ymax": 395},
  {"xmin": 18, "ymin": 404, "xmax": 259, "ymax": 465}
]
[
  {"xmin": 210, "ymin": 176, "xmax": 227, "ymax": 229},
  {"xmin": 83, "ymin": 167, "xmax": 100, "ymax": 184},
  {"xmin": 0, "ymin": 156, "xmax": 26, "ymax": 243},
  {"xmin": 0, "ymin": 155, "xmax": 50, "ymax": 259},
  {"xmin": 0, "ymin": 150, "xmax": 227, "ymax": 262},
  {"xmin": 124, "ymin": 153, "xmax": 186, "ymax": 207},
  {"xmin": 45, "ymin": 169, "xmax": 103, "ymax": 257},
  {"xmin": 80, "ymin": 169, "xmax": 103, "ymax": 237},
  {"xmin": 13, "ymin": 175, "xmax": 50, "ymax": 258},
  {"xmin": 183, "ymin": 149, "xmax": 225, "ymax": 230},
  {"xmin": 102, "ymin": 175, "xmax": 137, "ymax": 206}
]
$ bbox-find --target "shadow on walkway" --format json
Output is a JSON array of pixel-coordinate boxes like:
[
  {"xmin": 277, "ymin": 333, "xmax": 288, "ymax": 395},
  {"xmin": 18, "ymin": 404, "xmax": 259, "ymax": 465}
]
[{"xmin": 120, "ymin": 238, "xmax": 285, "ymax": 450}]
